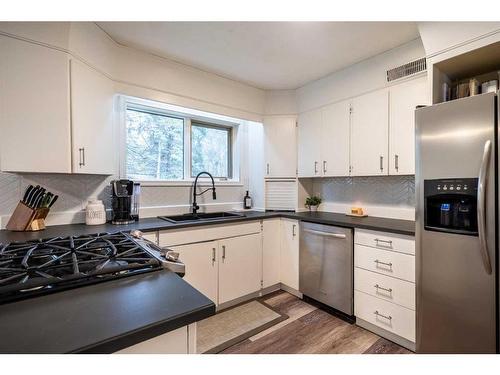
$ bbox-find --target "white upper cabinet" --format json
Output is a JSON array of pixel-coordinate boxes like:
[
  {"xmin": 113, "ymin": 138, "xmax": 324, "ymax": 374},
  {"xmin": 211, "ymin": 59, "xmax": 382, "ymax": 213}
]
[
  {"xmin": 389, "ymin": 76, "xmax": 429, "ymax": 175},
  {"xmin": 350, "ymin": 89, "xmax": 389, "ymax": 176},
  {"xmin": 70, "ymin": 60, "xmax": 115, "ymax": 175},
  {"xmin": 0, "ymin": 36, "xmax": 72, "ymax": 173},
  {"xmin": 263, "ymin": 116, "xmax": 297, "ymax": 178},
  {"xmin": 297, "ymin": 109, "xmax": 322, "ymax": 177},
  {"xmin": 321, "ymin": 100, "xmax": 351, "ymax": 177}
]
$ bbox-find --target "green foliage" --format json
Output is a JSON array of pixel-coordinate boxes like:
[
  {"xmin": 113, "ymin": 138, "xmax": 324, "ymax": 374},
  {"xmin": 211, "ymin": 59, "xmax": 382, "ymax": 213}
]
[
  {"xmin": 125, "ymin": 110, "xmax": 230, "ymax": 180},
  {"xmin": 305, "ymin": 195, "xmax": 322, "ymax": 207}
]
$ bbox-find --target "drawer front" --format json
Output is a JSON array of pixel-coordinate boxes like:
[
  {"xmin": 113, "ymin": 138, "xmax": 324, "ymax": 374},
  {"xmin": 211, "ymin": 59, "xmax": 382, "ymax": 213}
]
[
  {"xmin": 355, "ymin": 229, "xmax": 415, "ymax": 255},
  {"xmin": 354, "ymin": 244, "xmax": 415, "ymax": 282},
  {"xmin": 354, "ymin": 267, "xmax": 415, "ymax": 310},
  {"xmin": 159, "ymin": 221, "xmax": 261, "ymax": 247},
  {"xmin": 355, "ymin": 290, "xmax": 415, "ymax": 342}
]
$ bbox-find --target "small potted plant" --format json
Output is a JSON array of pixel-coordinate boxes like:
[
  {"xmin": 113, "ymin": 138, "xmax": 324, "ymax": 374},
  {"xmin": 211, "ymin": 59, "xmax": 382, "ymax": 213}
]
[{"xmin": 305, "ymin": 195, "xmax": 322, "ymax": 212}]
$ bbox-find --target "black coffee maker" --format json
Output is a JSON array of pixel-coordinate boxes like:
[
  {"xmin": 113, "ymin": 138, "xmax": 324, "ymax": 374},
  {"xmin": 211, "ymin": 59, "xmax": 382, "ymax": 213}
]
[{"xmin": 111, "ymin": 179, "xmax": 140, "ymax": 224}]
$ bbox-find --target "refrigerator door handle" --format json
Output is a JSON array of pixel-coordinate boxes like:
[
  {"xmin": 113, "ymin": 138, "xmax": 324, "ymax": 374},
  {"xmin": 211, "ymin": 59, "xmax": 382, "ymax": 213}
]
[{"xmin": 477, "ymin": 139, "xmax": 493, "ymax": 275}]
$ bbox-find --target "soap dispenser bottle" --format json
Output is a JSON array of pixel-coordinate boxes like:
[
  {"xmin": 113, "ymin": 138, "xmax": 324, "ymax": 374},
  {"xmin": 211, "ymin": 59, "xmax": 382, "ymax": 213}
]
[{"xmin": 243, "ymin": 191, "xmax": 252, "ymax": 209}]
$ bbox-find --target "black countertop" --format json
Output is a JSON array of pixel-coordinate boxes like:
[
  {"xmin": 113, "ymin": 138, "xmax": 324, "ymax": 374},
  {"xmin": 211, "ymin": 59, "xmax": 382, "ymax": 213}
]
[
  {"xmin": 0, "ymin": 210, "xmax": 413, "ymax": 353},
  {"xmin": 0, "ymin": 211, "xmax": 414, "ymax": 245},
  {"xmin": 0, "ymin": 269, "xmax": 215, "ymax": 353}
]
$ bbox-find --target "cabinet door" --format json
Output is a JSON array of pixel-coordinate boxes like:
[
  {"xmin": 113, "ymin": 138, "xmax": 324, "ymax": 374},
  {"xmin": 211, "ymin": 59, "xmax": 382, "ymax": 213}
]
[
  {"xmin": 70, "ymin": 59, "xmax": 115, "ymax": 174},
  {"xmin": 115, "ymin": 326, "xmax": 188, "ymax": 354},
  {"xmin": 0, "ymin": 36, "xmax": 71, "ymax": 173},
  {"xmin": 264, "ymin": 116, "xmax": 297, "ymax": 178},
  {"xmin": 350, "ymin": 89, "xmax": 389, "ymax": 176},
  {"xmin": 170, "ymin": 241, "xmax": 218, "ymax": 304},
  {"xmin": 218, "ymin": 233, "xmax": 262, "ymax": 304},
  {"xmin": 297, "ymin": 109, "xmax": 322, "ymax": 177},
  {"xmin": 280, "ymin": 219, "xmax": 299, "ymax": 290},
  {"xmin": 389, "ymin": 76, "xmax": 429, "ymax": 175},
  {"xmin": 321, "ymin": 100, "xmax": 351, "ymax": 176},
  {"xmin": 262, "ymin": 219, "xmax": 281, "ymax": 288}
]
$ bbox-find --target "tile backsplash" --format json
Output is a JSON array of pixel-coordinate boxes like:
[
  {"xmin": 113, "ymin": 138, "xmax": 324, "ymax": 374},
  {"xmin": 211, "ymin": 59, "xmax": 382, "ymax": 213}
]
[
  {"xmin": 312, "ymin": 175, "xmax": 415, "ymax": 210},
  {"xmin": 0, "ymin": 172, "xmax": 245, "ymax": 227}
]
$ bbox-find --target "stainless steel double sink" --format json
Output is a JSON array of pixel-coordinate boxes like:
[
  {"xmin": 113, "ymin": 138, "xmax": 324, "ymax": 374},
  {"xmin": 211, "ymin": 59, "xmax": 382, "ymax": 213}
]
[{"xmin": 158, "ymin": 211, "xmax": 245, "ymax": 223}]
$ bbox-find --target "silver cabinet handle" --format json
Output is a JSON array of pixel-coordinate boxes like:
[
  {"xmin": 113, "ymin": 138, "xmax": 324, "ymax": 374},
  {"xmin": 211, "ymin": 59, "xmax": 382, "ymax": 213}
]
[
  {"xmin": 79, "ymin": 147, "xmax": 86, "ymax": 167},
  {"xmin": 379, "ymin": 155, "xmax": 383, "ymax": 171},
  {"xmin": 477, "ymin": 140, "xmax": 492, "ymax": 274},
  {"xmin": 212, "ymin": 247, "xmax": 216, "ymax": 265},
  {"xmin": 303, "ymin": 228, "xmax": 346, "ymax": 239},
  {"xmin": 374, "ymin": 238, "xmax": 393, "ymax": 247},
  {"xmin": 323, "ymin": 161, "xmax": 327, "ymax": 173},
  {"xmin": 374, "ymin": 311, "xmax": 392, "ymax": 321},
  {"xmin": 222, "ymin": 245, "xmax": 226, "ymax": 263},
  {"xmin": 266, "ymin": 163, "xmax": 270, "ymax": 175},
  {"xmin": 374, "ymin": 259, "xmax": 392, "ymax": 268},
  {"xmin": 374, "ymin": 284, "xmax": 392, "ymax": 293},
  {"xmin": 395, "ymin": 154, "xmax": 399, "ymax": 171},
  {"xmin": 292, "ymin": 224, "xmax": 297, "ymax": 237},
  {"xmin": 314, "ymin": 161, "xmax": 318, "ymax": 174}
]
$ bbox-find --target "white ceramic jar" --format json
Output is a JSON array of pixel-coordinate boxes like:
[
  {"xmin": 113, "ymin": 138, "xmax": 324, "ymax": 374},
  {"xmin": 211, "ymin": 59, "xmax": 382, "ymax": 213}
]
[{"xmin": 85, "ymin": 199, "xmax": 106, "ymax": 225}]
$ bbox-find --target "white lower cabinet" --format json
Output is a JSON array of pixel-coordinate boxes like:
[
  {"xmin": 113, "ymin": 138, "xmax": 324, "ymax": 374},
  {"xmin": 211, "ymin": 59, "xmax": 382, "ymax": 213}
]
[
  {"xmin": 170, "ymin": 241, "xmax": 219, "ymax": 304},
  {"xmin": 169, "ymin": 231, "xmax": 262, "ymax": 306},
  {"xmin": 280, "ymin": 219, "xmax": 299, "ymax": 290},
  {"xmin": 115, "ymin": 325, "xmax": 192, "ymax": 354},
  {"xmin": 354, "ymin": 291, "xmax": 415, "ymax": 342},
  {"xmin": 354, "ymin": 229, "xmax": 416, "ymax": 346},
  {"xmin": 218, "ymin": 233, "xmax": 262, "ymax": 304},
  {"xmin": 262, "ymin": 218, "xmax": 281, "ymax": 288},
  {"xmin": 354, "ymin": 268, "xmax": 415, "ymax": 310}
]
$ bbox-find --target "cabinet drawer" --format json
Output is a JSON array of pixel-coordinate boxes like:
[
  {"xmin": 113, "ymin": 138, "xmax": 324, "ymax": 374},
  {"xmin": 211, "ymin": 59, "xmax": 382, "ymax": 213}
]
[
  {"xmin": 354, "ymin": 267, "xmax": 415, "ymax": 310},
  {"xmin": 355, "ymin": 290, "xmax": 415, "ymax": 342},
  {"xmin": 355, "ymin": 229, "xmax": 415, "ymax": 255},
  {"xmin": 354, "ymin": 244, "xmax": 415, "ymax": 282},
  {"xmin": 159, "ymin": 221, "xmax": 261, "ymax": 247}
]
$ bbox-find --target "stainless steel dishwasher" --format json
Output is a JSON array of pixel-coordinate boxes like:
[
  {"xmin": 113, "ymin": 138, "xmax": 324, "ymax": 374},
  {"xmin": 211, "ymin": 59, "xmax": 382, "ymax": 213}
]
[{"xmin": 299, "ymin": 222, "xmax": 353, "ymax": 316}]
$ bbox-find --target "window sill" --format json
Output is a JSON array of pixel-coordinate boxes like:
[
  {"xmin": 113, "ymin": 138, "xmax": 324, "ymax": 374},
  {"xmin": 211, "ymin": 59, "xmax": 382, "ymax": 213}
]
[{"xmin": 136, "ymin": 180, "xmax": 243, "ymax": 187}]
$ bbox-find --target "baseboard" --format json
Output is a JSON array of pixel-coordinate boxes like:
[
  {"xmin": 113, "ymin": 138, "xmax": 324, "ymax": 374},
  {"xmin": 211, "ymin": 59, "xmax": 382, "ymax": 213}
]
[
  {"xmin": 280, "ymin": 283, "xmax": 303, "ymax": 298},
  {"xmin": 356, "ymin": 317, "xmax": 416, "ymax": 352}
]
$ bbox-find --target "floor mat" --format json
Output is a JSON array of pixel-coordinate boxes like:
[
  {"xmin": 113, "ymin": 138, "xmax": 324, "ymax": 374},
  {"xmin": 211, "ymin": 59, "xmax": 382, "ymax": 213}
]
[{"xmin": 197, "ymin": 299, "xmax": 288, "ymax": 353}]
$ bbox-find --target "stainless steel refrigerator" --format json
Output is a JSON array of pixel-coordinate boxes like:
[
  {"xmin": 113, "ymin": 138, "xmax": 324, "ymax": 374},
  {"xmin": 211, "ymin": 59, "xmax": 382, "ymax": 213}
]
[{"xmin": 415, "ymin": 92, "xmax": 498, "ymax": 353}]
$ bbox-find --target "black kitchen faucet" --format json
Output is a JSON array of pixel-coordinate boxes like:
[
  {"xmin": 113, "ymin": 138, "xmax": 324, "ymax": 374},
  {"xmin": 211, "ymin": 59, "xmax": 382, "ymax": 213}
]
[{"xmin": 192, "ymin": 171, "xmax": 217, "ymax": 214}]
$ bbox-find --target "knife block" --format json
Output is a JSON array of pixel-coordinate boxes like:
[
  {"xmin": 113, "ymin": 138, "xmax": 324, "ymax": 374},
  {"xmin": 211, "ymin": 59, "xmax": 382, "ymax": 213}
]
[{"xmin": 5, "ymin": 202, "xmax": 50, "ymax": 231}]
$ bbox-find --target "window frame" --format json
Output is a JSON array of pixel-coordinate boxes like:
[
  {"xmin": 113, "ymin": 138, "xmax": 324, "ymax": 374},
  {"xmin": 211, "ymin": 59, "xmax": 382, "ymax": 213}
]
[
  {"xmin": 120, "ymin": 96, "xmax": 241, "ymax": 186},
  {"xmin": 190, "ymin": 120, "xmax": 233, "ymax": 179}
]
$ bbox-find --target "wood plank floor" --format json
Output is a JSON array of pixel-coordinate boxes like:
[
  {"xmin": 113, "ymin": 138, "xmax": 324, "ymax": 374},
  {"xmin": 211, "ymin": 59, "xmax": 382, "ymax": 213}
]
[{"xmin": 220, "ymin": 290, "xmax": 411, "ymax": 354}]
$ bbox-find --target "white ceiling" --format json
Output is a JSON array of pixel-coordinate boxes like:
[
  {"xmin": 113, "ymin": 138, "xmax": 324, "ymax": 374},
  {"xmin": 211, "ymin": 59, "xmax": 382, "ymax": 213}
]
[{"xmin": 98, "ymin": 22, "xmax": 420, "ymax": 90}]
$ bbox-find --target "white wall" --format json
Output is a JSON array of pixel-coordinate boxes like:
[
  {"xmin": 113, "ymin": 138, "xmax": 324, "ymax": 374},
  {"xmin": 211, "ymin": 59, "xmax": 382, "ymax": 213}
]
[
  {"xmin": 296, "ymin": 39, "xmax": 425, "ymax": 113},
  {"xmin": 0, "ymin": 22, "xmax": 266, "ymax": 121},
  {"xmin": 263, "ymin": 90, "xmax": 297, "ymax": 115},
  {"xmin": 417, "ymin": 22, "xmax": 500, "ymax": 58}
]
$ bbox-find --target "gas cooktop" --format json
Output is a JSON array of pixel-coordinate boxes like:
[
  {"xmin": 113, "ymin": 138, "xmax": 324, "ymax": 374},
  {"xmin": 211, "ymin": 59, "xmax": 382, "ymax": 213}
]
[{"xmin": 0, "ymin": 232, "xmax": 162, "ymax": 304}]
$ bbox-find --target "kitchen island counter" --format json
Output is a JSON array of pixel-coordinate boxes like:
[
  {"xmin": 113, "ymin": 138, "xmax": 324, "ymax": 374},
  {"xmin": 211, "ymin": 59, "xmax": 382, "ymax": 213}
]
[{"xmin": 0, "ymin": 270, "xmax": 215, "ymax": 353}]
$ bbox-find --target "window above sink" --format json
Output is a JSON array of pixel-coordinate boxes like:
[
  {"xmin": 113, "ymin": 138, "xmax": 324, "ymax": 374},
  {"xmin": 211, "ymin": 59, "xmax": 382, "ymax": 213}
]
[{"xmin": 118, "ymin": 96, "xmax": 244, "ymax": 186}]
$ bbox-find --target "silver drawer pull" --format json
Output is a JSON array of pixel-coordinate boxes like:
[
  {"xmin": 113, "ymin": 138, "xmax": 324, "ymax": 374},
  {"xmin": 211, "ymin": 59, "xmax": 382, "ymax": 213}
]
[
  {"xmin": 375, "ymin": 238, "xmax": 393, "ymax": 246},
  {"xmin": 374, "ymin": 284, "xmax": 392, "ymax": 293},
  {"xmin": 374, "ymin": 259, "xmax": 393, "ymax": 268},
  {"xmin": 303, "ymin": 229, "xmax": 347, "ymax": 239},
  {"xmin": 374, "ymin": 311, "xmax": 392, "ymax": 320}
]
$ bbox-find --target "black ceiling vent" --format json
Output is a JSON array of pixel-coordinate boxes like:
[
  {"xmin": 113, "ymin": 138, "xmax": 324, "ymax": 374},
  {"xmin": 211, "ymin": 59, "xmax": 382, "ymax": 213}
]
[{"xmin": 386, "ymin": 57, "xmax": 427, "ymax": 82}]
